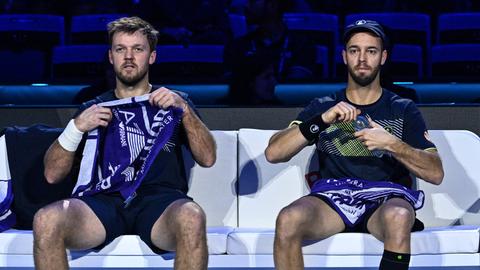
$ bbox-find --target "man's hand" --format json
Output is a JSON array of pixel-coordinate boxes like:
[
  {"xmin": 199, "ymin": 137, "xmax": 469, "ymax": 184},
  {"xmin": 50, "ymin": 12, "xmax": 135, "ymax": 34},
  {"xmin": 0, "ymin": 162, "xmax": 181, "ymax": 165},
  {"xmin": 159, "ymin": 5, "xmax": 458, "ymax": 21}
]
[
  {"xmin": 74, "ymin": 104, "xmax": 112, "ymax": 132},
  {"xmin": 149, "ymin": 87, "xmax": 187, "ymax": 114},
  {"xmin": 354, "ymin": 119, "xmax": 398, "ymax": 152},
  {"xmin": 322, "ymin": 101, "xmax": 361, "ymax": 124}
]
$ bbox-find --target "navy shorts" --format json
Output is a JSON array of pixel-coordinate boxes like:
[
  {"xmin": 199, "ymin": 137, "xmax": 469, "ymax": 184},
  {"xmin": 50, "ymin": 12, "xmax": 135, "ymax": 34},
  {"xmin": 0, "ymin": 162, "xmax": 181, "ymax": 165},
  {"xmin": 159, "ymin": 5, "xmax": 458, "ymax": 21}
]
[
  {"xmin": 78, "ymin": 187, "xmax": 192, "ymax": 254},
  {"xmin": 309, "ymin": 194, "xmax": 424, "ymax": 233}
]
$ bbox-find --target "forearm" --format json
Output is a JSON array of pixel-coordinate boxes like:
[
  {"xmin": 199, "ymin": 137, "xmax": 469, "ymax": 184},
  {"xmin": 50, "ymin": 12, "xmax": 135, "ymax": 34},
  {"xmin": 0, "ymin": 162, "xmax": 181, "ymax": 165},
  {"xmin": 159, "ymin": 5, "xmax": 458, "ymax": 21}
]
[
  {"xmin": 44, "ymin": 140, "xmax": 76, "ymax": 184},
  {"xmin": 388, "ymin": 140, "xmax": 444, "ymax": 185},
  {"xmin": 182, "ymin": 105, "xmax": 216, "ymax": 167},
  {"xmin": 265, "ymin": 126, "xmax": 309, "ymax": 163}
]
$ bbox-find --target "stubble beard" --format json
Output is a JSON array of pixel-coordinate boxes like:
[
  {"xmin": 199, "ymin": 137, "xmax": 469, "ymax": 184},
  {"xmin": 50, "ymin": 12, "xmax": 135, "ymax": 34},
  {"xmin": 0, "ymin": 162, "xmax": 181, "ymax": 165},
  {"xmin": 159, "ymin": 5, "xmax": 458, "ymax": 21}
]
[
  {"xmin": 115, "ymin": 65, "xmax": 149, "ymax": 87},
  {"xmin": 348, "ymin": 64, "xmax": 381, "ymax": 87}
]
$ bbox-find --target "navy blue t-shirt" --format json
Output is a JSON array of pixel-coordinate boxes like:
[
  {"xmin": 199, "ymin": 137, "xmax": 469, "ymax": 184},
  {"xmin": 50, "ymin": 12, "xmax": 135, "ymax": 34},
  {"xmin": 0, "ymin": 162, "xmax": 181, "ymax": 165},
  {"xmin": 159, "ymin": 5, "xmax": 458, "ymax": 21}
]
[
  {"xmin": 74, "ymin": 88, "xmax": 197, "ymax": 194},
  {"xmin": 294, "ymin": 89, "xmax": 436, "ymax": 188}
]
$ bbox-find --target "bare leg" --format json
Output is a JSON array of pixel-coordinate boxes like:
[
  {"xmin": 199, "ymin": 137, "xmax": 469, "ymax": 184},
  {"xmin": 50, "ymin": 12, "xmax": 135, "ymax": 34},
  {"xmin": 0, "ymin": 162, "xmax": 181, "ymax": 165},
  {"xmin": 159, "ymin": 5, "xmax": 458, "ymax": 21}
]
[
  {"xmin": 33, "ymin": 199, "xmax": 106, "ymax": 270},
  {"xmin": 274, "ymin": 196, "xmax": 345, "ymax": 270},
  {"xmin": 150, "ymin": 199, "xmax": 208, "ymax": 270},
  {"xmin": 367, "ymin": 197, "xmax": 416, "ymax": 253}
]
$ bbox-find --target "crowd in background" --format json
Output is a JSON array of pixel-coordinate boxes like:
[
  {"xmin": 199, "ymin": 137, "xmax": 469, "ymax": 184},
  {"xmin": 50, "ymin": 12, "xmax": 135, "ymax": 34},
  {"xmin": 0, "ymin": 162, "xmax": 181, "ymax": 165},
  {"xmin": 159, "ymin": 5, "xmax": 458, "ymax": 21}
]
[{"xmin": 1, "ymin": 0, "xmax": 479, "ymax": 105}]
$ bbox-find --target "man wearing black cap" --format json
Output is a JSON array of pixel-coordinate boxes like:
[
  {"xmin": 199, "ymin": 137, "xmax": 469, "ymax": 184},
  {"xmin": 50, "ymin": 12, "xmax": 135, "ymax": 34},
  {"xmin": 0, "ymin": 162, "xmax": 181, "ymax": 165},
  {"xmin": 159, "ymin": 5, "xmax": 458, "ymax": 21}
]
[{"xmin": 265, "ymin": 20, "xmax": 444, "ymax": 270}]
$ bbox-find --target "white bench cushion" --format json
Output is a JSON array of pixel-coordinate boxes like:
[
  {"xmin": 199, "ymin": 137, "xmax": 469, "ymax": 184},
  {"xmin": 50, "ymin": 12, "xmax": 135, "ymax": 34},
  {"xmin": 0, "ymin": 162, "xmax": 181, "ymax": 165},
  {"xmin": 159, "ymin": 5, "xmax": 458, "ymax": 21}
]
[
  {"xmin": 417, "ymin": 130, "xmax": 480, "ymax": 227},
  {"xmin": 186, "ymin": 130, "xmax": 238, "ymax": 227},
  {"xmin": 237, "ymin": 129, "xmax": 314, "ymax": 228},
  {"xmin": 0, "ymin": 226, "xmax": 234, "ymax": 255},
  {"xmin": 227, "ymin": 225, "xmax": 480, "ymax": 255}
]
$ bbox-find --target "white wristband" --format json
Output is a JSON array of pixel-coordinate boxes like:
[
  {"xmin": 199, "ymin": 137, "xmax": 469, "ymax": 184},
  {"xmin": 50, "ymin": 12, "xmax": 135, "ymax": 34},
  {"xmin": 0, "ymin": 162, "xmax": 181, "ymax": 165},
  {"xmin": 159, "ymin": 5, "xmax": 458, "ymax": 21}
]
[{"xmin": 58, "ymin": 119, "xmax": 84, "ymax": 152}]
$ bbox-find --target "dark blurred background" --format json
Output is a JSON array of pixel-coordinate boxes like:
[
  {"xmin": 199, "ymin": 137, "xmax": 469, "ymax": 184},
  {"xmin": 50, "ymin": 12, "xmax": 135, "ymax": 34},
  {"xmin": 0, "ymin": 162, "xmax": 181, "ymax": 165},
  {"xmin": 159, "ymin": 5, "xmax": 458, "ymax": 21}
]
[{"xmin": 0, "ymin": 0, "xmax": 479, "ymax": 106}]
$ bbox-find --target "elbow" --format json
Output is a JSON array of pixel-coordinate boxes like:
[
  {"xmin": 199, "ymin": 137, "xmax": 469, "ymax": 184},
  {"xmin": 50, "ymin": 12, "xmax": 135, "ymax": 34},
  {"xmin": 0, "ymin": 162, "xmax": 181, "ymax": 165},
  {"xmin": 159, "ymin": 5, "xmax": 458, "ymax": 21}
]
[
  {"xmin": 44, "ymin": 169, "xmax": 62, "ymax": 184},
  {"xmin": 432, "ymin": 160, "xmax": 445, "ymax": 185},
  {"xmin": 426, "ymin": 166, "xmax": 444, "ymax": 185},
  {"xmin": 431, "ymin": 169, "xmax": 444, "ymax": 185},
  {"xmin": 200, "ymin": 157, "xmax": 216, "ymax": 168},
  {"xmin": 198, "ymin": 152, "xmax": 216, "ymax": 168},
  {"xmin": 265, "ymin": 146, "xmax": 289, "ymax": 164}
]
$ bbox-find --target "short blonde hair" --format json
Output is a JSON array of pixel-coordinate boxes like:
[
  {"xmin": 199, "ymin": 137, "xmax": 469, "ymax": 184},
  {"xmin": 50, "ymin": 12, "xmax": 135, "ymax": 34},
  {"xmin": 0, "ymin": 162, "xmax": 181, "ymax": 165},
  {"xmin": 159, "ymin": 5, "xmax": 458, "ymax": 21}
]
[{"xmin": 107, "ymin": 16, "xmax": 158, "ymax": 51}]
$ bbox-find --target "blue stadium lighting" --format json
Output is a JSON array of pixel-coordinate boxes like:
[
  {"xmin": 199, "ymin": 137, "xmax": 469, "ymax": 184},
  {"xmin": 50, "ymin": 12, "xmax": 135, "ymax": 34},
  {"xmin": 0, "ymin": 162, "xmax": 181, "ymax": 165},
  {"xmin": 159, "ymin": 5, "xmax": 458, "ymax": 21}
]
[
  {"xmin": 393, "ymin": 82, "xmax": 414, "ymax": 85},
  {"xmin": 31, "ymin": 83, "xmax": 49, "ymax": 87}
]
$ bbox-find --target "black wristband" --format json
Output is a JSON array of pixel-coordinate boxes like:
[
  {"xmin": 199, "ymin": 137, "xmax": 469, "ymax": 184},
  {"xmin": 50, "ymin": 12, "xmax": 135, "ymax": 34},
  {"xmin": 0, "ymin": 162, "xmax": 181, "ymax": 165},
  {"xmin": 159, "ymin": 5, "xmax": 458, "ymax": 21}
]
[{"xmin": 298, "ymin": 114, "xmax": 328, "ymax": 142}]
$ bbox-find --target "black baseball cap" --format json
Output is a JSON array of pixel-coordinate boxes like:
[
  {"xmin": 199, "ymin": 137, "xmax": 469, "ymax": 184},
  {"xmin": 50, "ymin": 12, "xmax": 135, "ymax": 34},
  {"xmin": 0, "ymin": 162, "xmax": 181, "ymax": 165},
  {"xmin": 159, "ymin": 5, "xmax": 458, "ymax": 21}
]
[{"xmin": 343, "ymin": 19, "xmax": 388, "ymax": 47}]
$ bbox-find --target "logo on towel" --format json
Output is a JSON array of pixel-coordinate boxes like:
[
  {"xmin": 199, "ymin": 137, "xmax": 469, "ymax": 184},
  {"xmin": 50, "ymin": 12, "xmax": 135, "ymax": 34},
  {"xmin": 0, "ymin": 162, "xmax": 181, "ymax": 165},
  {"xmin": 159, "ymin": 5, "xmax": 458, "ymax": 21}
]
[{"xmin": 73, "ymin": 96, "xmax": 182, "ymax": 200}]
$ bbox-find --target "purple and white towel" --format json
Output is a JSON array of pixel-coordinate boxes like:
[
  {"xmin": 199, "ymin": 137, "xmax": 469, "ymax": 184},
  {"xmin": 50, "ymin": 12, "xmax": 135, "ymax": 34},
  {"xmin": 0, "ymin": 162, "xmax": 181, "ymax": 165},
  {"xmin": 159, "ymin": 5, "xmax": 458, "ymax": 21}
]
[
  {"xmin": 0, "ymin": 135, "xmax": 16, "ymax": 232},
  {"xmin": 72, "ymin": 94, "xmax": 182, "ymax": 201},
  {"xmin": 310, "ymin": 178, "xmax": 424, "ymax": 227}
]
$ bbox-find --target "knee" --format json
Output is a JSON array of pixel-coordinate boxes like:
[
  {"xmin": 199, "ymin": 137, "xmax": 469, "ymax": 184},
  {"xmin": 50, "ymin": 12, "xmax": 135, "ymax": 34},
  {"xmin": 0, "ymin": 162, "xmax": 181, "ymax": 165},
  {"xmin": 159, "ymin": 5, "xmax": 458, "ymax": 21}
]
[
  {"xmin": 382, "ymin": 206, "xmax": 414, "ymax": 234},
  {"xmin": 175, "ymin": 202, "xmax": 206, "ymax": 233},
  {"xmin": 275, "ymin": 206, "xmax": 305, "ymax": 240},
  {"xmin": 33, "ymin": 206, "xmax": 65, "ymax": 241}
]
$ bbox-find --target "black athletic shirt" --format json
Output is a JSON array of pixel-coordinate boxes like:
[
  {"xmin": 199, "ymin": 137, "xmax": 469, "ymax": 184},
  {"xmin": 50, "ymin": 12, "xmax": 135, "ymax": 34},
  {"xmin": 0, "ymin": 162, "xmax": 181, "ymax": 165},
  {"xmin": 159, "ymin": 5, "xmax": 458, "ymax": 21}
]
[{"xmin": 293, "ymin": 89, "xmax": 436, "ymax": 188}]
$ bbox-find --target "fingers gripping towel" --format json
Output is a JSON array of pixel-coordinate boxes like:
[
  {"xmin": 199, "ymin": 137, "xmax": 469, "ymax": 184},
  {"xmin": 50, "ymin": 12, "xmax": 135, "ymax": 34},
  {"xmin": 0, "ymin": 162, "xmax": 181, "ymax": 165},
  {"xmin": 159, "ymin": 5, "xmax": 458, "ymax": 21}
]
[
  {"xmin": 310, "ymin": 178, "xmax": 424, "ymax": 227},
  {"xmin": 72, "ymin": 94, "xmax": 182, "ymax": 202}
]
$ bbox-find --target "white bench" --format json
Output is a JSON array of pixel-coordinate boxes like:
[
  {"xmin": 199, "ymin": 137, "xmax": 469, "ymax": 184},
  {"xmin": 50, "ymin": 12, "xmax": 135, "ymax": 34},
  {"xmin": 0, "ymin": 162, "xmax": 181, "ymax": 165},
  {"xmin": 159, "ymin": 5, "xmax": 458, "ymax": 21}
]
[{"xmin": 1, "ymin": 129, "xmax": 479, "ymax": 269}]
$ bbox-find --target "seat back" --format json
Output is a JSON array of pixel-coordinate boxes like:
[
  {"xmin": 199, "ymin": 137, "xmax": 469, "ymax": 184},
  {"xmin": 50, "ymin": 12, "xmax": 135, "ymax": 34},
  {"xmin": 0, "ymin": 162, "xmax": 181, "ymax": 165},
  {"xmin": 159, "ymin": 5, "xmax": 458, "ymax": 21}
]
[
  {"xmin": 0, "ymin": 14, "xmax": 65, "ymax": 47},
  {"xmin": 185, "ymin": 130, "xmax": 238, "ymax": 227},
  {"xmin": 52, "ymin": 45, "xmax": 109, "ymax": 83},
  {"xmin": 152, "ymin": 45, "xmax": 224, "ymax": 83},
  {"xmin": 70, "ymin": 14, "xmax": 126, "ymax": 44},
  {"xmin": 237, "ymin": 129, "xmax": 314, "ymax": 227},
  {"xmin": 417, "ymin": 130, "xmax": 480, "ymax": 227},
  {"xmin": 284, "ymin": 13, "xmax": 338, "ymax": 75},
  {"xmin": 437, "ymin": 13, "xmax": 480, "ymax": 44},
  {"xmin": 431, "ymin": 44, "xmax": 480, "ymax": 80},
  {"xmin": 0, "ymin": 14, "xmax": 64, "ymax": 83}
]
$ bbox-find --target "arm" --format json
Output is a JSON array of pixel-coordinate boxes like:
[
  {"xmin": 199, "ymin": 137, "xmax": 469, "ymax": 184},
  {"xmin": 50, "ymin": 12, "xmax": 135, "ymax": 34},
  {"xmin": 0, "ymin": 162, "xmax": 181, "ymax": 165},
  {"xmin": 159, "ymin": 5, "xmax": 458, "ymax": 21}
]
[
  {"xmin": 181, "ymin": 103, "xmax": 216, "ymax": 167},
  {"xmin": 355, "ymin": 121, "xmax": 444, "ymax": 185},
  {"xmin": 149, "ymin": 87, "xmax": 216, "ymax": 167},
  {"xmin": 266, "ymin": 101, "xmax": 360, "ymax": 163},
  {"xmin": 44, "ymin": 140, "xmax": 76, "ymax": 184},
  {"xmin": 265, "ymin": 125, "xmax": 310, "ymax": 163},
  {"xmin": 388, "ymin": 140, "xmax": 443, "ymax": 185},
  {"xmin": 44, "ymin": 104, "xmax": 112, "ymax": 184}
]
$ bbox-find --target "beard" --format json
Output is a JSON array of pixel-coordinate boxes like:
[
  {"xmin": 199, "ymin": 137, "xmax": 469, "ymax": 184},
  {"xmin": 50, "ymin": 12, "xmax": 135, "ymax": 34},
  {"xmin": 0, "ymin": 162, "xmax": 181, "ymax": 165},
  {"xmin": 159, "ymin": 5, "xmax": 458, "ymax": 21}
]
[
  {"xmin": 114, "ymin": 63, "xmax": 149, "ymax": 86},
  {"xmin": 347, "ymin": 63, "xmax": 381, "ymax": 87}
]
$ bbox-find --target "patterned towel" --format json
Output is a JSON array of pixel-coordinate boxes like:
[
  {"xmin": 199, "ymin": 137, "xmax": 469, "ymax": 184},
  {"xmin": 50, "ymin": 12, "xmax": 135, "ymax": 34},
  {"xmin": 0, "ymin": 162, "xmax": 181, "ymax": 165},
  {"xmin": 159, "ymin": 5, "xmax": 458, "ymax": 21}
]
[
  {"xmin": 72, "ymin": 94, "xmax": 182, "ymax": 202},
  {"xmin": 310, "ymin": 178, "xmax": 424, "ymax": 227},
  {"xmin": 0, "ymin": 135, "xmax": 15, "ymax": 232}
]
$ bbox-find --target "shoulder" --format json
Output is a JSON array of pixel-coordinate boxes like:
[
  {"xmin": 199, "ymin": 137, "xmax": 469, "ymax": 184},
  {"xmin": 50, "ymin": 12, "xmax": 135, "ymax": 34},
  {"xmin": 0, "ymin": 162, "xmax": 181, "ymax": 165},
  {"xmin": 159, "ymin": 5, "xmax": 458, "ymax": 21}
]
[
  {"xmin": 384, "ymin": 89, "xmax": 418, "ymax": 113},
  {"xmin": 172, "ymin": 89, "xmax": 189, "ymax": 100},
  {"xmin": 75, "ymin": 90, "xmax": 116, "ymax": 117},
  {"xmin": 296, "ymin": 91, "xmax": 340, "ymax": 121}
]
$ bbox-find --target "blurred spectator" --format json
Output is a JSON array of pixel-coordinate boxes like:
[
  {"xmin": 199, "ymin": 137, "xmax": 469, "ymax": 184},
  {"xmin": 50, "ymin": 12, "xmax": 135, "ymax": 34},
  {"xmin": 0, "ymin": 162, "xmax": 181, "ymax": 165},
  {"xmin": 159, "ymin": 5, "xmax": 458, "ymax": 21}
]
[
  {"xmin": 224, "ymin": 0, "xmax": 315, "ymax": 105},
  {"xmin": 131, "ymin": 0, "xmax": 229, "ymax": 44},
  {"xmin": 222, "ymin": 53, "xmax": 282, "ymax": 105},
  {"xmin": 72, "ymin": 52, "xmax": 115, "ymax": 104}
]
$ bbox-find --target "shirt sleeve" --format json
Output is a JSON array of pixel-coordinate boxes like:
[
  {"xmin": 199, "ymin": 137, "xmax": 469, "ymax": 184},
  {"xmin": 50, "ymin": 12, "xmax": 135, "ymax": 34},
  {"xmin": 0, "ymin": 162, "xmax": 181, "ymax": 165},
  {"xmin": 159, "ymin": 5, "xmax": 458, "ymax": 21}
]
[
  {"xmin": 402, "ymin": 101, "xmax": 436, "ymax": 151},
  {"xmin": 290, "ymin": 96, "xmax": 334, "ymax": 127}
]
